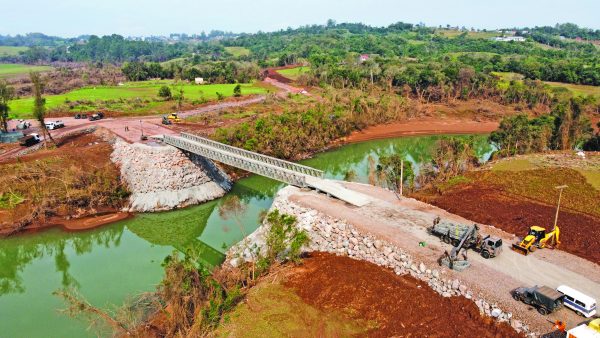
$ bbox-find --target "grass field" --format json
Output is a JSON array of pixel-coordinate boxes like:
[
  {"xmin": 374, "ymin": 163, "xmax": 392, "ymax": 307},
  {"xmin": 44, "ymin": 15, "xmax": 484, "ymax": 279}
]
[
  {"xmin": 8, "ymin": 80, "xmax": 268, "ymax": 118},
  {"xmin": 224, "ymin": 46, "xmax": 251, "ymax": 57},
  {"xmin": 491, "ymin": 71, "xmax": 600, "ymax": 96},
  {"xmin": 0, "ymin": 46, "xmax": 29, "ymax": 57},
  {"xmin": 0, "ymin": 63, "xmax": 53, "ymax": 79},
  {"xmin": 276, "ymin": 66, "xmax": 310, "ymax": 80},
  {"xmin": 544, "ymin": 81, "xmax": 600, "ymax": 96}
]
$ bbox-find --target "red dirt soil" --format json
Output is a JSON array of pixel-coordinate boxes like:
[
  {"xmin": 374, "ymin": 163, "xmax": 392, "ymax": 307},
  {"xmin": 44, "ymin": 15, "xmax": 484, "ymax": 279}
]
[
  {"xmin": 285, "ymin": 252, "xmax": 522, "ymax": 338},
  {"xmin": 345, "ymin": 119, "xmax": 499, "ymax": 144},
  {"xmin": 428, "ymin": 186, "xmax": 600, "ymax": 265}
]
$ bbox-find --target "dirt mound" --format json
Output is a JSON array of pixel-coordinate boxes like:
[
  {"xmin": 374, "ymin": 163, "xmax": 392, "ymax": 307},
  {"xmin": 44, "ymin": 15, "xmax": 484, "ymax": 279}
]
[
  {"xmin": 431, "ymin": 186, "xmax": 600, "ymax": 264},
  {"xmin": 285, "ymin": 252, "xmax": 522, "ymax": 338}
]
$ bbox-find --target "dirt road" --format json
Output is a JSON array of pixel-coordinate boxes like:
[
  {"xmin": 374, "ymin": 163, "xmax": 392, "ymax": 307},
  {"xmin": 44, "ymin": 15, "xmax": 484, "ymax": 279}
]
[{"xmin": 287, "ymin": 183, "xmax": 600, "ymax": 333}]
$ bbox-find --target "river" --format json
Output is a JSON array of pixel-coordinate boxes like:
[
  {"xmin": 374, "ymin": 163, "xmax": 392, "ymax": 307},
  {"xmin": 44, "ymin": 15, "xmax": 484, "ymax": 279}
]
[{"xmin": 0, "ymin": 134, "xmax": 493, "ymax": 337}]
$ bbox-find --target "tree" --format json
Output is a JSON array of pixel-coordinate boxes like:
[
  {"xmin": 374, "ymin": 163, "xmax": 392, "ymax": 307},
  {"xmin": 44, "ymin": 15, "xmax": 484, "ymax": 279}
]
[
  {"xmin": 233, "ymin": 84, "xmax": 242, "ymax": 97},
  {"xmin": 158, "ymin": 85, "xmax": 172, "ymax": 100},
  {"xmin": 173, "ymin": 84, "xmax": 184, "ymax": 109},
  {"xmin": 30, "ymin": 72, "xmax": 55, "ymax": 146},
  {"xmin": 0, "ymin": 80, "xmax": 15, "ymax": 133}
]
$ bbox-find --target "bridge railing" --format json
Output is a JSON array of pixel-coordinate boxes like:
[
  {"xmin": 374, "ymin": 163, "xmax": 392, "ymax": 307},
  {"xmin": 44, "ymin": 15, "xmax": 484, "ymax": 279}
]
[
  {"xmin": 163, "ymin": 134, "xmax": 309, "ymax": 187},
  {"xmin": 179, "ymin": 133, "xmax": 324, "ymax": 178}
]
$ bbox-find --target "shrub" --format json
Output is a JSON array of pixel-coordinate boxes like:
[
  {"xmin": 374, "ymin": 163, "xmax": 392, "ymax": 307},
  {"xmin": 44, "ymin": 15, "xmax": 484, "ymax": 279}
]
[
  {"xmin": 158, "ymin": 85, "xmax": 172, "ymax": 100},
  {"xmin": 233, "ymin": 84, "xmax": 242, "ymax": 97}
]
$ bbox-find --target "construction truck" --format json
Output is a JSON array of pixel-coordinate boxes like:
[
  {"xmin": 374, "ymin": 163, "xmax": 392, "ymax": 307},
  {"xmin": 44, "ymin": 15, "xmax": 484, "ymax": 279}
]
[
  {"xmin": 512, "ymin": 285, "xmax": 564, "ymax": 315},
  {"xmin": 512, "ymin": 225, "xmax": 560, "ymax": 255},
  {"xmin": 18, "ymin": 133, "xmax": 41, "ymax": 147},
  {"xmin": 166, "ymin": 112, "xmax": 182, "ymax": 123},
  {"xmin": 430, "ymin": 218, "xmax": 503, "ymax": 259}
]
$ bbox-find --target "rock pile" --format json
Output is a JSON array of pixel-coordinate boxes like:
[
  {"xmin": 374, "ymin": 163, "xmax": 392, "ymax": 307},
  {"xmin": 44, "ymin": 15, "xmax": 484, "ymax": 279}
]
[
  {"xmin": 111, "ymin": 139, "xmax": 231, "ymax": 212},
  {"xmin": 229, "ymin": 186, "xmax": 534, "ymax": 337}
]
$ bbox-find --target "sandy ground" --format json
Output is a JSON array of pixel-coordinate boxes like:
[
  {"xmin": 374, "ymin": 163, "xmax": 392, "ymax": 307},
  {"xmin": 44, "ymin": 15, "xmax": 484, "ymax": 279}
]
[
  {"xmin": 287, "ymin": 183, "xmax": 600, "ymax": 333},
  {"xmin": 344, "ymin": 118, "xmax": 499, "ymax": 143}
]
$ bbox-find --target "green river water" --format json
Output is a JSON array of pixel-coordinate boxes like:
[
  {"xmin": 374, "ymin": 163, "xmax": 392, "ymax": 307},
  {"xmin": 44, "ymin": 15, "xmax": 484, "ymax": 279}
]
[{"xmin": 0, "ymin": 135, "xmax": 493, "ymax": 337}]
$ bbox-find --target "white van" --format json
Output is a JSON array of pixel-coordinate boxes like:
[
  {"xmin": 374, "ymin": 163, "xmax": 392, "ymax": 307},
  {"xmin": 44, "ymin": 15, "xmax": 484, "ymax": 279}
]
[{"xmin": 557, "ymin": 285, "xmax": 597, "ymax": 317}]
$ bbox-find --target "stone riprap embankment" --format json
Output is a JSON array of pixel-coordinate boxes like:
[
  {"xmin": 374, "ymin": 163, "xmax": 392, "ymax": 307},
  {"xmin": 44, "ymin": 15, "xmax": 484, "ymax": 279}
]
[
  {"xmin": 229, "ymin": 186, "xmax": 534, "ymax": 337},
  {"xmin": 111, "ymin": 139, "xmax": 231, "ymax": 212}
]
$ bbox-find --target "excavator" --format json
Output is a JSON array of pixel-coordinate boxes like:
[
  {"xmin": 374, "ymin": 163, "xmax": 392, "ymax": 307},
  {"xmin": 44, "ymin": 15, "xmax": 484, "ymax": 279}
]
[{"xmin": 512, "ymin": 225, "xmax": 561, "ymax": 255}]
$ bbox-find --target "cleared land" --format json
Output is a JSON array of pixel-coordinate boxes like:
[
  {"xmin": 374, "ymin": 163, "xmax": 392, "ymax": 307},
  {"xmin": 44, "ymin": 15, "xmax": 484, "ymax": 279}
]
[
  {"xmin": 8, "ymin": 81, "xmax": 268, "ymax": 118},
  {"xmin": 217, "ymin": 252, "xmax": 521, "ymax": 337},
  {"xmin": 224, "ymin": 46, "xmax": 251, "ymax": 57},
  {"xmin": 435, "ymin": 29, "xmax": 499, "ymax": 39},
  {"xmin": 0, "ymin": 63, "xmax": 52, "ymax": 79},
  {"xmin": 0, "ymin": 46, "xmax": 29, "ymax": 57},
  {"xmin": 275, "ymin": 66, "xmax": 310, "ymax": 81}
]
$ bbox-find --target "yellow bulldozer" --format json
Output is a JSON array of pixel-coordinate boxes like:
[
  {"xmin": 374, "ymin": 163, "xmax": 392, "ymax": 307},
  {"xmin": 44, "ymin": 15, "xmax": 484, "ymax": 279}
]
[
  {"xmin": 512, "ymin": 225, "xmax": 561, "ymax": 255},
  {"xmin": 167, "ymin": 112, "xmax": 182, "ymax": 123}
]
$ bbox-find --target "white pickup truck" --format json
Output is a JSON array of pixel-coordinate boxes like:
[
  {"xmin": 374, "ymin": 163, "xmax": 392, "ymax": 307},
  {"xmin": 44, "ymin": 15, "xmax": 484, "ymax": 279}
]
[{"xmin": 45, "ymin": 121, "xmax": 65, "ymax": 130}]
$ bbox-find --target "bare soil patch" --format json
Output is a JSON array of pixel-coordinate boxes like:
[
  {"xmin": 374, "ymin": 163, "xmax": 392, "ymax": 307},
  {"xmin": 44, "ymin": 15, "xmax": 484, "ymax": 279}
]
[{"xmin": 285, "ymin": 252, "xmax": 522, "ymax": 338}]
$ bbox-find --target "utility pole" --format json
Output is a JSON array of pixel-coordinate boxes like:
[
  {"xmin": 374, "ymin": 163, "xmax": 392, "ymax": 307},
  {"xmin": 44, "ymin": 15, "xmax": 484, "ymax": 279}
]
[
  {"xmin": 553, "ymin": 185, "xmax": 568, "ymax": 230},
  {"xmin": 400, "ymin": 159, "xmax": 404, "ymax": 197}
]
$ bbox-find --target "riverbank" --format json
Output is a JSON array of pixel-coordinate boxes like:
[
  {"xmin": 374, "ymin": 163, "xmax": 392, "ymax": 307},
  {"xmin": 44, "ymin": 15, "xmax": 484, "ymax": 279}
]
[{"xmin": 343, "ymin": 118, "xmax": 499, "ymax": 144}]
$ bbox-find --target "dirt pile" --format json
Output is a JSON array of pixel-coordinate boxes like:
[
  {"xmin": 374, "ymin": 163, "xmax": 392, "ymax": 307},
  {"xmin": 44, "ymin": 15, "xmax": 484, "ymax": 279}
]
[{"xmin": 285, "ymin": 252, "xmax": 523, "ymax": 338}]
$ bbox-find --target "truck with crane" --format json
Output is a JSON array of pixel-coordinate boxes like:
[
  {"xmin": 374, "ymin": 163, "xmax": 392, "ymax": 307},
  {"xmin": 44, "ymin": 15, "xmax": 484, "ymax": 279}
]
[{"xmin": 430, "ymin": 218, "xmax": 503, "ymax": 270}]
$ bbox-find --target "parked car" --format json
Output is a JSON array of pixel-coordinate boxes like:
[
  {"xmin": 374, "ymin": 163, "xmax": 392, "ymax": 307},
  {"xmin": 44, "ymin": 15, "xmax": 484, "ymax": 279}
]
[
  {"xmin": 45, "ymin": 121, "xmax": 65, "ymax": 130},
  {"xmin": 18, "ymin": 133, "xmax": 41, "ymax": 147},
  {"xmin": 74, "ymin": 114, "xmax": 88, "ymax": 119},
  {"xmin": 513, "ymin": 285, "xmax": 564, "ymax": 315},
  {"xmin": 16, "ymin": 120, "xmax": 31, "ymax": 130},
  {"xmin": 88, "ymin": 112, "xmax": 104, "ymax": 121}
]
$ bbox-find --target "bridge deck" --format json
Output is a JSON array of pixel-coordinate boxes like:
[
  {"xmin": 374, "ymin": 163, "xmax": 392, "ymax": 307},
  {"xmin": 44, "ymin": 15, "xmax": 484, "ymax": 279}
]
[{"xmin": 160, "ymin": 134, "xmax": 371, "ymax": 207}]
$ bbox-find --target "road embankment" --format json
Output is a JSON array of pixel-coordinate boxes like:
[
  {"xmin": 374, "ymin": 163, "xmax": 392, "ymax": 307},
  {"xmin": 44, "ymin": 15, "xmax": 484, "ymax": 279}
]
[{"xmin": 110, "ymin": 138, "xmax": 232, "ymax": 212}]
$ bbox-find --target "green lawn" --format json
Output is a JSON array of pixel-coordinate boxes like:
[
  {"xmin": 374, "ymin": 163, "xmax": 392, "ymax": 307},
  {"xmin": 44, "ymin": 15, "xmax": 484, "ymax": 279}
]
[
  {"xmin": 0, "ymin": 63, "xmax": 53, "ymax": 79},
  {"xmin": 276, "ymin": 66, "xmax": 310, "ymax": 81},
  {"xmin": 0, "ymin": 46, "xmax": 29, "ymax": 57},
  {"xmin": 8, "ymin": 80, "xmax": 267, "ymax": 118},
  {"xmin": 224, "ymin": 46, "xmax": 251, "ymax": 57}
]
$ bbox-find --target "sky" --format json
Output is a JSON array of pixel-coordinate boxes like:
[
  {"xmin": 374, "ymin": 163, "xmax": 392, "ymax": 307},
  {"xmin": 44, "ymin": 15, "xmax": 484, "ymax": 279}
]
[{"xmin": 1, "ymin": 0, "xmax": 599, "ymax": 37}]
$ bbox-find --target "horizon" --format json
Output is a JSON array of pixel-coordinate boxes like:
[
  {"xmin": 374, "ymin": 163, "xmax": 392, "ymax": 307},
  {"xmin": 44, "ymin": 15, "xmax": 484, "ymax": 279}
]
[{"xmin": 1, "ymin": 0, "xmax": 600, "ymax": 38}]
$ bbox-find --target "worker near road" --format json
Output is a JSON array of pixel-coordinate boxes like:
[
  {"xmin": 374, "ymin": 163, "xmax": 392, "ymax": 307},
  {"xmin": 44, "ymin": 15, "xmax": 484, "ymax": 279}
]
[{"xmin": 552, "ymin": 320, "xmax": 566, "ymax": 332}]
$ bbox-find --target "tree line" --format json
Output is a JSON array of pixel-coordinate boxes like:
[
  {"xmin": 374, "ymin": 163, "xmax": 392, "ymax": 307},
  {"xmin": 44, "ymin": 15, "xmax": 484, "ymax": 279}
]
[{"xmin": 121, "ymin": 60, "xmax": 260, "ymax": 83}]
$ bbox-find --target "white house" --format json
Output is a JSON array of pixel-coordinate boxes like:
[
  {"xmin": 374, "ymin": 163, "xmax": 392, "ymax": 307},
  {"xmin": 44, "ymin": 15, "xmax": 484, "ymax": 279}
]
[
  {"xmin": 194, "ymin": 77, "xmax": 205, "ymax": 85},
  {"xmin": 492, "ymin": 36, "xmax": 526, "ymax": 42}
]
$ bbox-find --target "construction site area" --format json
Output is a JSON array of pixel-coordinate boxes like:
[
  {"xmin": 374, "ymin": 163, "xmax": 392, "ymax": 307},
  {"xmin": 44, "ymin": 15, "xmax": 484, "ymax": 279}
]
[{"xmin": 252, "ymin": 179, "xmax": 600, "ymax": 336}]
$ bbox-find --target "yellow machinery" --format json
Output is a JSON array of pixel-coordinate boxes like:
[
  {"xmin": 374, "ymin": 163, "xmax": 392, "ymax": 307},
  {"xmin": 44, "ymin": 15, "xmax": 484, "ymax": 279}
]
[
  {"xmin": 167, "ymin": 113, "xmax": 182, "ymax": 123},
  {"xmin": 512, "ymin": 225, "xmax": 561, "ymax": 255}
]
